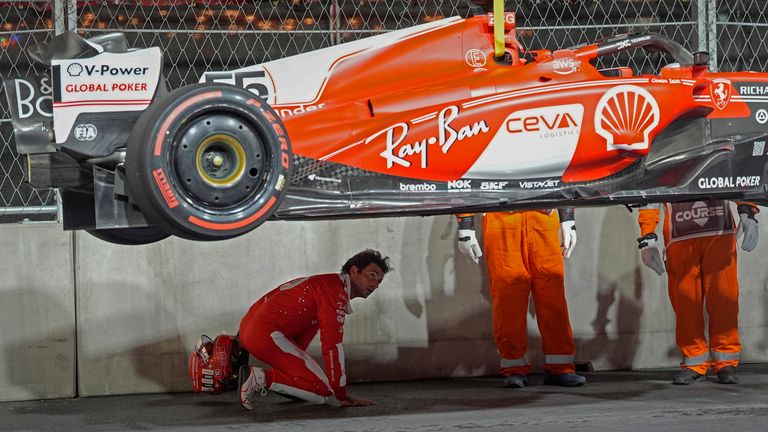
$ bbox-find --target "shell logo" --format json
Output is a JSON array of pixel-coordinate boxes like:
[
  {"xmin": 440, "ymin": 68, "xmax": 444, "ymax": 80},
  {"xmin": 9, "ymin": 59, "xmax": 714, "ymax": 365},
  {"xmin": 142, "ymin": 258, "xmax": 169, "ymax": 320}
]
[{"xmin": 595, "ymin": 85, "xmax": 660, "ymax": 152}]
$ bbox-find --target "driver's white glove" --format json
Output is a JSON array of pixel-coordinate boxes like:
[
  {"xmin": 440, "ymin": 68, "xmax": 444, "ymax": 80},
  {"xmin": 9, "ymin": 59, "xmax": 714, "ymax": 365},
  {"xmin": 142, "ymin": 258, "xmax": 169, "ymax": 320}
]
[
  {"xmin": 457, "ymin": 229, "xmax": 483, "ymax": 264},
  {"xmin": 637, "ymin": 233, "xmax": 665, "ymax": 276},
  {"xmin": 560, "ymin": 220, "xmax": 577, "ymax": 259},
  {"xmin": 736, "ymin": 204, "xmax": 759, "ymax": 252}
]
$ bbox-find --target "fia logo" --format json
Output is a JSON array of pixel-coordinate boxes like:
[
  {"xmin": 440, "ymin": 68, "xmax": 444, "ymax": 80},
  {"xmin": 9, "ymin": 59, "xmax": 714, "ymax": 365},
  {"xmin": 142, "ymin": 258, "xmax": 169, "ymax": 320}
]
[{"xmin": 74, "ymin": 124, "xmax": 97, "ymax": 141}]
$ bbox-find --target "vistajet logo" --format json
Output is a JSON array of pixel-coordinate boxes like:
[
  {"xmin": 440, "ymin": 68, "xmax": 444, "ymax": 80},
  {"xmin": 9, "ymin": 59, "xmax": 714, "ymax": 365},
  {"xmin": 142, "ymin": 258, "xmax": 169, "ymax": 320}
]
[{"xmin": 519, "ymin": 179, "xmax": 560, "ymax": 189}]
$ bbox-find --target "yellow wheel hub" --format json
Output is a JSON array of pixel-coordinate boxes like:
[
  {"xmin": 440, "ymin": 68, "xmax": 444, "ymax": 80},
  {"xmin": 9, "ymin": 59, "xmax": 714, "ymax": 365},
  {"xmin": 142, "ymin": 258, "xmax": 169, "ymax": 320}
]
[{"xmin": 195, "ymin": 134, "xmax": 246, "ymax": 187}]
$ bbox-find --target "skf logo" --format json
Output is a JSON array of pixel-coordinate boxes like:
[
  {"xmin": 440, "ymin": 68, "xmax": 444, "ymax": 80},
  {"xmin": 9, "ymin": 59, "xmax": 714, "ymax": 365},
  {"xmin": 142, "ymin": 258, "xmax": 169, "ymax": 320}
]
[
  {"xmin": 595, "ymin": 85, "xmax": 660, "ymax": 151},
  {"xmin": 480, "ymin": 181, "xmax": 508, "ymax": 190},
  {"xmin": 674, "ymin": 201, "xmax": 725, "ymax": 227},
  {"xmin": 465, "ymin": 49, "xmax": 487, "ymax": 68},
  {"xmin": 74, "ymin": 124, "xmax": 97, "ymax": 141},
  {"xmin": 152, "ymin": 168, "xmax": 179, "ymax": 209},
  {"xmin": 710, "ymin": 78, "xmax": 732, "ymax": 110}
]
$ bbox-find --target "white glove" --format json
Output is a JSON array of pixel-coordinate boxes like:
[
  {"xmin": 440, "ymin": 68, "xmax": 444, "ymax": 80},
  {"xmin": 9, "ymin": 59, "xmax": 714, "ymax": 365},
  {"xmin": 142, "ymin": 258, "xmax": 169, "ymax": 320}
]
[
  {"xmin": 736, "ymin": 213, "xmax": 759, "ymax": 252},
  {"xmin": 457, "ymin": 229, "xmax": 483, "ymax": 264},
  {"xmin": 637, "ymin": 233, "xmax": 665, "ymax": 276},
  {"xmin": 560, "ymin": 220, "xmax": 577, "ymax": 259}
]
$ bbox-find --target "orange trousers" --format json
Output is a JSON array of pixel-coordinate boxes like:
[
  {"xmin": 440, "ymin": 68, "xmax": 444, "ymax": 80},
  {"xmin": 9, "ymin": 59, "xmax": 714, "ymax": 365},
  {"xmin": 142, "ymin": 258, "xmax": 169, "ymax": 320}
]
[
  {"xmin": 482, "ymin": 211, "xmax": 576, "ymax": 376},
  {"xmin": 666, "ymin": 235, "xmax": 740, "ymax": 374}
]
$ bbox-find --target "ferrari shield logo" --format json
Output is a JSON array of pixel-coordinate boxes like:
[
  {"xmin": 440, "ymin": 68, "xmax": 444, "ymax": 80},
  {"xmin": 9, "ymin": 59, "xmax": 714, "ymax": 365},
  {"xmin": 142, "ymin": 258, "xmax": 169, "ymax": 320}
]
[{"xmin": 710, "ymin": 78, "xmax": 732, "ymax": 110}]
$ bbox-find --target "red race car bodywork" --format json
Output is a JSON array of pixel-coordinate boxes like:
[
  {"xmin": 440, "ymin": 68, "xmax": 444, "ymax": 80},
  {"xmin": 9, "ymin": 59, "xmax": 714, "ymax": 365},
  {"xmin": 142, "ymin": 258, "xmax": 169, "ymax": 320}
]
[{"xmin": 6, "ymin": 11, "xmax": 768, "ymax": 243}]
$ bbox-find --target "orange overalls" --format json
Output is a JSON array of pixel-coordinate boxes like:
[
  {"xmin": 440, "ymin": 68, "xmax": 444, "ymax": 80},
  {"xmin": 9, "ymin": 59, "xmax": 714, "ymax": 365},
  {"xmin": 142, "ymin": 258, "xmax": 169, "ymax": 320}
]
[
  {"xmin": 483, "ymin": 210, "xmax": 576, "ymax": 376},
  {"xmin": 638, "ymin": 201, "xmax": 740, "ymax": 374}
]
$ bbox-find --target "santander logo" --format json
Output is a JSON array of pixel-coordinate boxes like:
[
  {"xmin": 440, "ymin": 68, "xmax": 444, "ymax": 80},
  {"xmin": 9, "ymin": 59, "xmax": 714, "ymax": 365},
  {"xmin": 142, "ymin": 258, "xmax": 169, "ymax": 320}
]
[{"xmin": 595, "ymin": 85, "xmax": 660, "ymax": 152}]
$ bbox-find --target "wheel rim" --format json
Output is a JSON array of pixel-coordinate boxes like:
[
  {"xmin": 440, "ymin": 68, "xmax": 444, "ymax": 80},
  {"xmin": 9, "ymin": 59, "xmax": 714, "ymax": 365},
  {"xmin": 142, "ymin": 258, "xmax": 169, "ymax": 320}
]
[
  {"xmin": 173, "ymin": 113, "xmax": 267, "ymax": 210},
  {"xmin": 194, "ymin": 134, "xmax": 247, "ymax": 187}
]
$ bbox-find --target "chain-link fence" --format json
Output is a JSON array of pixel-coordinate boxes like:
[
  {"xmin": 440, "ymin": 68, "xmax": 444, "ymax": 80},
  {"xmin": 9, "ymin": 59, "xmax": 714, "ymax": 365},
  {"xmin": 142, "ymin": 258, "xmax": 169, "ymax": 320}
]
[{"xmin": 0, "ymin": 0, "xmax": 765, "ymax": 223}]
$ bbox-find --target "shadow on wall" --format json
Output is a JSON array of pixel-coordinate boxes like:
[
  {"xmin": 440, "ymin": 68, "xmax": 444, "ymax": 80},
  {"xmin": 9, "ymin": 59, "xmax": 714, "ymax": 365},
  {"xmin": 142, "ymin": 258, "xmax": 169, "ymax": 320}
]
[
  {"xmin": 349, "ymin": 215, "xmax": 498, "ymax": 381},
  {"xmin": 0, "ymin": 289, "xmax": 75, "ymax": 400},
  {"xmin": 580, "ymin": 207, "xmax": 644, "ymax": 370},
  {"xmin": 76, "ymin": 280, "xmax": 189, "ymax": 396}
]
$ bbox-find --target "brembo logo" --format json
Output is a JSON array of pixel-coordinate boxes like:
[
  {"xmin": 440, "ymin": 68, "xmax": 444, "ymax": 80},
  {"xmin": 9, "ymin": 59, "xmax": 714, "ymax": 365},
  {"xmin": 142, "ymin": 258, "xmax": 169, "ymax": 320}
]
[
  {"xmin": 595, "ymin": 85, "xmax": 660, "ymax": 151},
  {"xmin": 674, "ymin": 201, "xmax": 724, "ymax": 227},
  {"xmin": 400, "ymin": 183, "xmax": 437, "ymax": 192}
]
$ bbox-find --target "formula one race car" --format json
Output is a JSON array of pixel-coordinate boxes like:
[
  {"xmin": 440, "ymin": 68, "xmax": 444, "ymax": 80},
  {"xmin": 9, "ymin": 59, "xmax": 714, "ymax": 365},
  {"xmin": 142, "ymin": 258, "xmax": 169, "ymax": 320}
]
[{"xmin": 6, "ymin": 10, "xmax": 768, "ymax": 244}]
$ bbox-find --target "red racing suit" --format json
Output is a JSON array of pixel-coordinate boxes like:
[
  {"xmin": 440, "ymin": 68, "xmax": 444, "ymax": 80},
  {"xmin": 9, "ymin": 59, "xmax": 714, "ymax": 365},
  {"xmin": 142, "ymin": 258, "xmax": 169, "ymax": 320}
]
[
  {"xmin": 238, "ymin": 273, "xmax": 353, "ymax": 402},
  {"xmin": 638, "ymin": 200, "xmax": 742, "ymax": 374}
]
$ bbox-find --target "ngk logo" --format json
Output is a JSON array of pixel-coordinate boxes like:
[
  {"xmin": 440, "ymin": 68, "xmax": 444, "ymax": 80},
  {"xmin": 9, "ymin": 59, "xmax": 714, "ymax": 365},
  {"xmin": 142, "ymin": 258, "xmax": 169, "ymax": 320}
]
[
  {"xmin": 448, "ymin": 179, "xmax": 472, "ymax": 190},
  {"xmin": 674, "ymin": 201, "xmax": 725, "ymax": 227}
]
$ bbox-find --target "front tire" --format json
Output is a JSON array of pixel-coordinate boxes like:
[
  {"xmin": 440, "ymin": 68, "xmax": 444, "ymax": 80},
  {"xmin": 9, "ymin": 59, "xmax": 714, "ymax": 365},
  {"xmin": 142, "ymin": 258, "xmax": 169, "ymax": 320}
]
[{"xmin": 125, "ymin": 83, "xmax": 292, "ymax": 241}]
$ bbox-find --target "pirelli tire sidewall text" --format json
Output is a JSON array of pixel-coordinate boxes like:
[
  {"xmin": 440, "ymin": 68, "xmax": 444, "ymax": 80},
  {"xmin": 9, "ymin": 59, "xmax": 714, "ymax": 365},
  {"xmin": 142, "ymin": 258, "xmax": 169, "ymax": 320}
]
[{"xmin": 126, "ymin": 83, "xmax": 292, "ymax": 241}]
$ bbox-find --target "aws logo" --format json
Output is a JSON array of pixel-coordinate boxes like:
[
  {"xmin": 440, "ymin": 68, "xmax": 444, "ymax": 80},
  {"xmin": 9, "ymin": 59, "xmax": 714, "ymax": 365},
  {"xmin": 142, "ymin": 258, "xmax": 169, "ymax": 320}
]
[{"xmin": 596, "ymin": 85, "xmax": 660, "ymax": 152}]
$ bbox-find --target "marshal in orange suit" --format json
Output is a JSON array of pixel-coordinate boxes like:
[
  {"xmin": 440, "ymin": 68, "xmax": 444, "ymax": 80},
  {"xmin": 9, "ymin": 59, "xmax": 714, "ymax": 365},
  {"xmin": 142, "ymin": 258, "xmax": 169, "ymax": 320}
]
[
  {"xmin": 456, "ymin": 209, "xmax": 585, "ymax": 388},
  {"xmin": 637, "ymin": 201, "xmax": 759, "ymax": 385}
]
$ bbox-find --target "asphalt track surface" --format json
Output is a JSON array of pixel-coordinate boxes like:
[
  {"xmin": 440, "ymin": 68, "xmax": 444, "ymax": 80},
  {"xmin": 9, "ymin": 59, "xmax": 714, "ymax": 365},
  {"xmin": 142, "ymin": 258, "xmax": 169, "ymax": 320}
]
[{"xmin": 3, "ymin": 364, "xmax": 768, "ymax": 431}]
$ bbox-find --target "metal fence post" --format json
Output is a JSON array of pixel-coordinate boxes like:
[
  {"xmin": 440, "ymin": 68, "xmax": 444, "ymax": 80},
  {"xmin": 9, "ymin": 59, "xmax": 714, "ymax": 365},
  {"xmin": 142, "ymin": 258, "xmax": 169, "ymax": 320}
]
[
  {"xmin": 331, "ymin": 0, "xmax": 341, "ymax": 45},
  {"xmin": 708, "ymin": 0, "xmax": 718, "ymax": 70},
  {"xmin": 54, "ymin": 0, "xmax": 65, "ymax": 34}
]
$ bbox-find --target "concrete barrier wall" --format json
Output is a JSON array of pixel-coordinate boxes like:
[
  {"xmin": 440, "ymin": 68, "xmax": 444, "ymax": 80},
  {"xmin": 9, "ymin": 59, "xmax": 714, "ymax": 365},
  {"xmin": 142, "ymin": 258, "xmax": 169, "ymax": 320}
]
[
  {"xmin": 3, "ymin": 205, "xmax": 768, "ymax": 399},
  {"xmin": 0, "ymin": 225, "xmax": 75, "ymax": 402}
]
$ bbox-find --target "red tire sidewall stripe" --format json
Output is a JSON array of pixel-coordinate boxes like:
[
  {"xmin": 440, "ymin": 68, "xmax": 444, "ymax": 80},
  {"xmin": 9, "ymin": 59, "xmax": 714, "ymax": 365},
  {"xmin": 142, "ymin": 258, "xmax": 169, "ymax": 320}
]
[
  {"xmin": 187, "ymin": 196, "xmax": 277, "ymax": 230},
  {"xmin": 153, "ymin": 91, "xmax": 223, "ymax": 157}
]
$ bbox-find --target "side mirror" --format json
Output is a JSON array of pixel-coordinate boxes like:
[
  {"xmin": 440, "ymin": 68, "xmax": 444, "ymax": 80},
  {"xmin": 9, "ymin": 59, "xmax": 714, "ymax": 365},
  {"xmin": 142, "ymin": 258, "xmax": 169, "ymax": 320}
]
[{"xmin": 693, "ymin": 51, "xmax": 710, "ymax": 66}]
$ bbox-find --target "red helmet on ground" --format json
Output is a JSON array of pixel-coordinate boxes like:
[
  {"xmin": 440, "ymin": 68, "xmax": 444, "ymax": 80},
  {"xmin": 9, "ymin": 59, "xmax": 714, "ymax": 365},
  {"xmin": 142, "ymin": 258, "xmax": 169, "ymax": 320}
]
[{"xmin": 188, "ymin": 333, "xmax": 248, "ymax": 394}]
